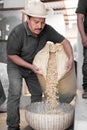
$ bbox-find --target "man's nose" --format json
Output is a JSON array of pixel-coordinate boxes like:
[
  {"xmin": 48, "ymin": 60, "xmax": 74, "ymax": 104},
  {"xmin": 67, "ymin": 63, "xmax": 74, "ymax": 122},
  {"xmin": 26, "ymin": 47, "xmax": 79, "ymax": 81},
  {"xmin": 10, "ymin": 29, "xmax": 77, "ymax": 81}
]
[{"xmin": 38, "ymin": 23, "xmax": 42, "ymax": 28}]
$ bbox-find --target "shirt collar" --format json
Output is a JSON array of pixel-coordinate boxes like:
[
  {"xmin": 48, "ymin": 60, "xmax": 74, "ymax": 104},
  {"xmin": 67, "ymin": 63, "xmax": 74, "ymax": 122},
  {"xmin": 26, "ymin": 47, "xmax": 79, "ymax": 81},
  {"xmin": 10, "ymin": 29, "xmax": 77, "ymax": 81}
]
[{"xmin": 23, "ymin": 22, "xmax": 32, "ymax": 36}]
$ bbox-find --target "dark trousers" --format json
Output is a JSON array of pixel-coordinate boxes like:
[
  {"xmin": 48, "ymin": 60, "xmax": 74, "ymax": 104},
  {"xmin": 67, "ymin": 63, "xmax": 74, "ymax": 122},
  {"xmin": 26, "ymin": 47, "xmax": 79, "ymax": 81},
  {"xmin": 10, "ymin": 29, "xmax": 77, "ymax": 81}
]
[
  {"xmin": 82, "ymin": 47, "xmax": 87, "ymax": 91},
  {"xmin": 7, "ymin": 66, "xmax": 42, "ymax": 129},
  {"xmin": 0, "ymin": 80, "xmax": 6, "ymax": 106}
]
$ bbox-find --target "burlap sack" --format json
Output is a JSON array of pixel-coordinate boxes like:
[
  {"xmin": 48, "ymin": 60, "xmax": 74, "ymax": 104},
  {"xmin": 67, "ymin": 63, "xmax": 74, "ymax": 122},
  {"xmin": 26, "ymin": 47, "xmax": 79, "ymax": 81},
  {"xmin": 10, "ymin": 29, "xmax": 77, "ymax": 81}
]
[
  {"xmin": 33, "ymin": 41, "xmax": 76, "ymax": 103},
  {"xmin": 58, "ymin": 65, "xmax": 76, "ymax": 103}
]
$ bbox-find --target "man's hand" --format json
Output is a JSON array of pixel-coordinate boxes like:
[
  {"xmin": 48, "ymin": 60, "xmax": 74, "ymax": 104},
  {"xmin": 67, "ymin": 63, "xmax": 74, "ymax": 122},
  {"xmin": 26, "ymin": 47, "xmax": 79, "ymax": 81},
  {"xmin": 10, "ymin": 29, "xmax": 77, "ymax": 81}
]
[
  {"xmin": 66, "ymin": 58, "xmax": 74, "ymax": 73},
  {"xmin": 82, "ymin": 36, "xmax": 87, "ymax": 47},
  {"xmin": 31, "ymin": 64, "xmax": 39, "ymax": 73}
]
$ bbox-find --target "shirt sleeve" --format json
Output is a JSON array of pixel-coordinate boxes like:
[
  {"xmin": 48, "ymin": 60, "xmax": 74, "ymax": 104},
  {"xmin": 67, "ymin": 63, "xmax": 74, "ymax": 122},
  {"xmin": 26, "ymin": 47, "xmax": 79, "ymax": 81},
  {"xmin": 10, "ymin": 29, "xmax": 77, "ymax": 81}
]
[
  {"xmin": 46, "ymin": 24, "xmax": 65, "ymax": 43},
  {"xmin": 76, "ymin": 0, "xmax": 87, "ymax": 14},
  {"xmin": 7, "ymin": 30, "xmax": 22, "ymax": 55}
]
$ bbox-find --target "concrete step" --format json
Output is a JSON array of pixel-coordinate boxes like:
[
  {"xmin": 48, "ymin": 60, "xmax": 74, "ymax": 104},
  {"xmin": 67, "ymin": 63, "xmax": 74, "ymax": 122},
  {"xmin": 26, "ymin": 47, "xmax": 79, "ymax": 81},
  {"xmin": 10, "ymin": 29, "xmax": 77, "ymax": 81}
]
[{"xmin": 74, "ymin": 89, "xmax": 87, "ymax": 130}]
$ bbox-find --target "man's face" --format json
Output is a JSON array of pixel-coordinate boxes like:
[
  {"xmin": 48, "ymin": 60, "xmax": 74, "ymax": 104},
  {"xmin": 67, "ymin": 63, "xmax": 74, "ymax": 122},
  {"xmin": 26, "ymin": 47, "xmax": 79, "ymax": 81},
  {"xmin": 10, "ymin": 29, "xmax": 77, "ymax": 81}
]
[{"xmin": 27, "ymin": 16, "xmax": 45, "ymax": 37}]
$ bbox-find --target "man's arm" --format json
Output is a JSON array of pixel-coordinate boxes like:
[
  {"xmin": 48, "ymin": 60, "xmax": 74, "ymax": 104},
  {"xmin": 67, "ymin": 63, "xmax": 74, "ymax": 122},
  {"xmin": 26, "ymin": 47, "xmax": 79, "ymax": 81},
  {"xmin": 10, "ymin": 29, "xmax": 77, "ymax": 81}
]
[
  {"xmin": 77, "ymin": 13, "xmax": 87, "ymax": 47},
  {"xmin": 62, "ymin": 39, "xmax": 74, "ymax": 72},
  {"xmin": 7, "ymin": 55, "xmax": 39, "ymax": 74}
]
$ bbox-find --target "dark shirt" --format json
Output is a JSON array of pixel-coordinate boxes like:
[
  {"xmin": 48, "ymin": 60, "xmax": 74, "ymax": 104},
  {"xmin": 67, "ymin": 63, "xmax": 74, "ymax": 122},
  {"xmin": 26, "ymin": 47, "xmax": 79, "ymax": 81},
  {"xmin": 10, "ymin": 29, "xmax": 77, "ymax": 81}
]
[
  {"xmin": 7, "ymin": 22, "xmax": 64, "ymax": 64},
  {"xmin": 76, "ymin": 0, "xmax": 87, "ymax": 33}
]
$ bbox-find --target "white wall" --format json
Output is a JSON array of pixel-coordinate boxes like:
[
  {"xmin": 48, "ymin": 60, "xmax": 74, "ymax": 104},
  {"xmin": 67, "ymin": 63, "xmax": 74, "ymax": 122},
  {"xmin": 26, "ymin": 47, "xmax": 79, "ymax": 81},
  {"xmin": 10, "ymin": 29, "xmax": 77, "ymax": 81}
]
[
  {"xmin": 4, "ymin": 0, "xmax": 25, "ymax": 8},
  {"xmin": 46, "ymin": 13, "xmax": 66, "ymax": 36}
]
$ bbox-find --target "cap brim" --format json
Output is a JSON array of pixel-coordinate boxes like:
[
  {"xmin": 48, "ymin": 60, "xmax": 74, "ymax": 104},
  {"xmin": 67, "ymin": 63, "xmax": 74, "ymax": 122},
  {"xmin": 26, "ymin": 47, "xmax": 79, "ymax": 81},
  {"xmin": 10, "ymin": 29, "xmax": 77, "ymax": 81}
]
[{"xmin": 22, "ymin": 9, "xmax": 53, "ymax": 18}]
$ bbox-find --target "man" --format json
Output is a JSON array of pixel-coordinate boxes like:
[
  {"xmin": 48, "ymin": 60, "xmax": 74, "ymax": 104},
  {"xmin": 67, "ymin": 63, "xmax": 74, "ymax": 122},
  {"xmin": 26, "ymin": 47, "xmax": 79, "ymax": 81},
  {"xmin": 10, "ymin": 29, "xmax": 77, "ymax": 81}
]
[
  {"xmin": 7, "ymin": 1, "xmax": 74, "ymax": 130},
  {"xmin": 76, "ymin": 0, "xmax": 87, "ymax": 98}
]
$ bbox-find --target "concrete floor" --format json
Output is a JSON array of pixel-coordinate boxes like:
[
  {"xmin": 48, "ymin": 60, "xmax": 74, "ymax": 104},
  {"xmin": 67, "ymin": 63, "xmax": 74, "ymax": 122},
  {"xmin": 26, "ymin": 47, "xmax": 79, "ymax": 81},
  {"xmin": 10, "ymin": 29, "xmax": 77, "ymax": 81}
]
[{"xmin": 74, "ymin": 89, "xmax": 87, "ymax": 130}]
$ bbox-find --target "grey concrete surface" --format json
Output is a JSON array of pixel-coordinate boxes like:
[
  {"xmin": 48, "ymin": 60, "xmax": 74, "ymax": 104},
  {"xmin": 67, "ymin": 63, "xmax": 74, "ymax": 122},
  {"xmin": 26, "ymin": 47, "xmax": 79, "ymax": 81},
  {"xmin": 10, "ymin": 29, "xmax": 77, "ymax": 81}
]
[{"xmin": 74, "ymin": 89, "xmax": 87, "ymax": 130}]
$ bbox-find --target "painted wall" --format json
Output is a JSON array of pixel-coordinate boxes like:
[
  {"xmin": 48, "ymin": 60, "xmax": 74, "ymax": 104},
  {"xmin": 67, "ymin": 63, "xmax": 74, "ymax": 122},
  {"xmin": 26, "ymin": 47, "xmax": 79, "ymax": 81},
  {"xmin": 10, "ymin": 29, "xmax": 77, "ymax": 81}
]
[
  {"xmin": 46, "ymin": 13, "xmax": 66, "ymax": 36},
  {"xmin": 4, "ymin": 0, "xmax": 25, "ymax": 8}
]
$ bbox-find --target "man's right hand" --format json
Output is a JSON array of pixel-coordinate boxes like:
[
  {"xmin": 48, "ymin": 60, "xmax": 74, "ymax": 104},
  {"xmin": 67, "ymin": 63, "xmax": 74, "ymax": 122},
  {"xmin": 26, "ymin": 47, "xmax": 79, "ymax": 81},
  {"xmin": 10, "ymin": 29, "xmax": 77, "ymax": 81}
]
[{"xmin": 82, "ymin": 36, "xmax": 87, "ymax": 47}]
